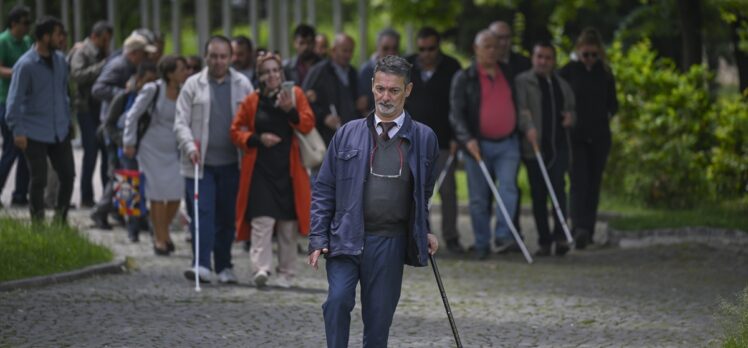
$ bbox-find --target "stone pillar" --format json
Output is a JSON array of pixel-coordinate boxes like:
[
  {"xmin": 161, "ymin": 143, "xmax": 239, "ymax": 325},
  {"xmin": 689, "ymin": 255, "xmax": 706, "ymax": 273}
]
[
  {"xmin": 267, "ymin": 0, "xmax": 278, "ymax": 53},
  {"xmin": 61, "ymin": 0, "xmax": 70, "ymax": 37},
  {"xmin": 332, "ymin": 0, "xmax": 341, "ymax": 34},
  {"xmin": 222, "ymin": 0, "xmax": 231, "ymax": 37},
  {"xmin": 73, "ymin": 0, "xmax": 83, "ymax": 41},
  {"xmin": 140, "ymin": 0, "xmax": 149, "ymax": 29},
  {"xmin": 358, "ymin": 0, "xmax": 367, "ymax": 65},
  {"xmin": 249, "ymin": 0, "xmax": 259, "ymax": 42},
  {"xmin": 280, "ymin": 0, "xmax": 289, "ymax": 58},
  {"xmin": 196, "ymin": 0, "xmax": 209, "ymax": 55},
  {"xmin": 405, "ymin": 23, "xmax": 414, "ymax": 55},
  {"xmin": 306, "ymin": 0, "xmax": 315, "ymax": 27},
  {"xmin": 171, "ymin": 0, "xmax": 181, "ymax": 54},
  {"xmin": 294, "ymin": 0, "xmax": 302, "ymax": 25},
  {"xmin": 107, "ymin": 0, "xmax": 117, "ymax": 49},
  {"xmin": 152, "ymin": 0, "xmax": 161, "ymax": 34},
  {"xmin": 34, "ymin": 0, "xmax": 43, "ymax": 21}
]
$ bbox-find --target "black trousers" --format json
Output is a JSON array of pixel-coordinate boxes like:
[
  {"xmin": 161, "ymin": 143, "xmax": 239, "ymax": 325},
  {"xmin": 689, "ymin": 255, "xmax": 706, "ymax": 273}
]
[
  {"xmin": 23, "ymin": 136, "xmax": 75, "ymax": 222},
  {"xmin": 523, "ymin": 146, "xmax": 568, "ymax": 247},
  {"xmin": 569, "ymin": 137, "xmax": 611, "ymax": 240}
]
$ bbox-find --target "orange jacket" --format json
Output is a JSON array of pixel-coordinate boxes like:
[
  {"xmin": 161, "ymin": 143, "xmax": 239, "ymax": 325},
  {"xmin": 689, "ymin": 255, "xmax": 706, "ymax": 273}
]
[{"xmin": 230, "ymin": 86, "xmax": 315, "ymax": 241}]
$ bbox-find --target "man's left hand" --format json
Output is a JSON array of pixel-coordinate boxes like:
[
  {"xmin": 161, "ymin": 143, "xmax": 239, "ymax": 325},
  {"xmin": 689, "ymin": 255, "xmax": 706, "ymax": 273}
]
[
  {"xmin": 562, "ymin": 112, "xmax": 573, "ymax": 128},
  {"xmin": 427, "ymin": 233, "xmax": 439, "ymax": 255}
]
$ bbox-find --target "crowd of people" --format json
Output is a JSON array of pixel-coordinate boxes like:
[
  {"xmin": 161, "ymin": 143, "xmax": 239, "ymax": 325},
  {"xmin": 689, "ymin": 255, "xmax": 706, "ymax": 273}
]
[{"xmin": 0, "ymin": 5, "xmax": 618, "ymax": 286}]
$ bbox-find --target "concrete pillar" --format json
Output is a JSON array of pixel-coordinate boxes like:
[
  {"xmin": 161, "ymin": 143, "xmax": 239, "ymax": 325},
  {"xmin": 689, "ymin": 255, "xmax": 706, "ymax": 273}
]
[
  {"xmin": 294, "ymin": 0, "xmax": 302, "ymax": 25},
  {"xmin": 358, "ymin": 0, "xmax": 367, "ymax": 65},
  {"xmin": 171, "ymin": 0, "xmax": 181, "ymax": 54},
  {"xmin": 152, "ymin": 0, "xmax": 161, "ymax": 34},
  {"xmin": 222, "ymin": 0, "xmax": 231, "ymax": 37},
  {"xmin": 34, "ymin": 0, "xmax": 43, "ymax": 20},
  {"xmin": 107, "ymin": 0, "xmax": 117, "ymax": 49},
  {"xmin": 73, "ymin": 0, "xmax": 82, "ymax": 41},
  {"xmin": 61, "ymin": 0, "xmax": 70, "ymax": 36},
  {"xmin": 249, "ymin": 0, "xmax": 259, "ymax": 42},
  {"xmin": 140, "ymin": 0, "xmax": 149, "ymax": 29},
  {"xmin": 306, "ymin": 0, "xmax": 315, "ymax": 27},
  {"xmin": 196, "ymin": 0, "xmax": 209, "ymax": 55},
  {"xmin": 280, "ymin": 0, "xmax": 289, "ymax": 58},
  {"xmin": 405, "ymin": 23, "xmax": 414, "ymax": 55},
  {"xmin": 332, "ymin": 0, "xmax": 341, "ymax": 34},
  {"xmin": 0, "ymin": 0, "xmax": 4, "ymax": 29},
  {"xmin": 267, "ymin": 0, "xmax": 278, "ymax": 53}
]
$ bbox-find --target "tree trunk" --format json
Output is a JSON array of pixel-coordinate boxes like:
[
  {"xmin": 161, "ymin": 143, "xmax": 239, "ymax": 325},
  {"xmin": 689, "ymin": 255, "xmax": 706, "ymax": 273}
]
[
  {"xmin": 677, "ymin": 0, "xmax": 702, "ymax": 70},
  {"xmin": 731, "ymin": 16, "xmax": 748, "ymax": 93}
]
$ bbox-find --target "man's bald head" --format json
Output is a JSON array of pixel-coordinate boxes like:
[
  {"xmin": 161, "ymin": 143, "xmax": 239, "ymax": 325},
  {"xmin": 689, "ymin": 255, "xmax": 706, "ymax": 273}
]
[
  {"xmin": 489, "ymin": 21, "xmax": 511, "ymax": 35},
  {"xmin": 332, "ymin": 33, "xmax": 355, "ymax": 67},
  {"xmin": 488, "ymin": 21, "xmax": 512, "ymax": 60}
]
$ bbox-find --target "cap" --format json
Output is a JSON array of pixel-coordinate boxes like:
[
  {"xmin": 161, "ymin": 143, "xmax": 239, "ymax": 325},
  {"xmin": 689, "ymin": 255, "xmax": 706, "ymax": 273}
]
[{"xmin": 123, "ymin": 34, "xmax": 157, "ymax": 54}]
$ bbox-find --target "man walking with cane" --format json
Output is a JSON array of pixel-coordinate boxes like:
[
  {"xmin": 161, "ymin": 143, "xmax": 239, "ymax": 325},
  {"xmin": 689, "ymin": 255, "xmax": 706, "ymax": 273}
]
[
  {"xmin": 308, "ymin": 55, "xmax": 440, "ymax": 347},
  {"xmin": 515, "ymin": 42, "xmax": 575, "ymax": 256}
]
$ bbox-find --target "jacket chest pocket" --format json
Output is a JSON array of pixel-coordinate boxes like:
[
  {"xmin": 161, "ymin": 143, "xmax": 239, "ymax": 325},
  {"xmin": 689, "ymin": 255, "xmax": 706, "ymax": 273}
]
[{"xmin": 335, "ymin": 149, "xmax": 361, "ymax": 180}]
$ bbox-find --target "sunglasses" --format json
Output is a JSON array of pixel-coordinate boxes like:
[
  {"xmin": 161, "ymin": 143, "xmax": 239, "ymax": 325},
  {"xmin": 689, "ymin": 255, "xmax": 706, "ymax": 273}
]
[
  {"xmin": 418, "ymin": 46, "xmax": 437, "ymax": 53},
  {"xmin": 581, "ymin": 51, "xmax": 598, "ymax": 59}
]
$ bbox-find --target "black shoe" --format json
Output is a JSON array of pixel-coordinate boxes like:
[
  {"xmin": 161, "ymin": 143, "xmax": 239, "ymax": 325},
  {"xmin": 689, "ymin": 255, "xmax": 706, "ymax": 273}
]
[
  {"xmin": 166, "ymin": 240, "xmax": 175, "ymax": 253},
  {"xmin": 496, "ymin": 240, "xmax": 521, "ymax": 254},
  {"xmin": 574, "ymin": 229, "xmax": 589, "ymax": 250},
  {"xmin": 90, "ymin": 212, "xmax": 113, "ymax": 230},
  {"xmin": 154, "ymin": 246, "xmax": 171, "ymax": 256},
  {"xmin": 128, "ymin": 224, "xmax": 139, "ymax": 243},
  {"xmin": 535, "ymin": 245, "xmax": 552, "ymax": 257},
  {"xmin": 446, "ymin": 239, "xmax": 464, "ymax": 254},
  {"xmin": 474, "ymin": 247, "xmax": 490, "ymax": 260},
  {"xmin": 555, "ymin": 241, "xmax": 570, "ymax": 256},
  {"xmin": 80, "ymin": 199, "xmax": 95, "ymax": 208},
  {"xmin": 10, "ymin": 198, "xmax": 28, "ymax": 207}
]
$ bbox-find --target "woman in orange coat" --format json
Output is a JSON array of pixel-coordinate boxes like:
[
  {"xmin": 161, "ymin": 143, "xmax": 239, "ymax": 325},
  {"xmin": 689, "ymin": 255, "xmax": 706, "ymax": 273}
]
[{"xmin": 230, "ymin": 52, "xmax": 315, "ymax": 288}]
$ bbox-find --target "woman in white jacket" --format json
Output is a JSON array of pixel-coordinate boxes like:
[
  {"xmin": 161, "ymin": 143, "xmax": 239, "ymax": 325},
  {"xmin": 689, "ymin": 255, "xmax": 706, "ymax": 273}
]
[{"xmin": 123, "ymin": 55, "xmax": 189, "ymax": 255}]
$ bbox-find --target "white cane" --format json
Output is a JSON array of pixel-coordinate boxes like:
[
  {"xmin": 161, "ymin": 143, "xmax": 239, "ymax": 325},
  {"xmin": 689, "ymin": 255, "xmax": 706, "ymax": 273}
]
[
  {"xmin": 475, "ymin": 155, "xmax": 533, "ymax": 264},
  {"xmin": 193, "ymin": 160, "xmax": 201, "ymax": 292},
  {"xmin": 428, "ymin": 153, "xmax": 455, "ymax": 210},
  {"xmin": 532, "ymin": 143, "xmax": 574, "ymax": 244}
]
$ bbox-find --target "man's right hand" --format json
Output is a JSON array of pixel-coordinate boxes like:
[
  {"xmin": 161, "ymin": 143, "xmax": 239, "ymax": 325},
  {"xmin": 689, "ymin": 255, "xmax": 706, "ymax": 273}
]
[
  {"xmin": 465, "ymin": 139, "xmax": 481, "ymax": 161},
  {"xmin": 189, "ymin": 150, "xmax": 200, "ymax": 165},
  {"xmin": 308, "ymin": 248, "xmax": 329, "ymax": 270},
  {"xmin": 14, "ymin": 136, "xmax": 27, "ymax": 151},
  {"xmin": 324, "ymin": 114, "xmax": 341, "ymax": 130}
]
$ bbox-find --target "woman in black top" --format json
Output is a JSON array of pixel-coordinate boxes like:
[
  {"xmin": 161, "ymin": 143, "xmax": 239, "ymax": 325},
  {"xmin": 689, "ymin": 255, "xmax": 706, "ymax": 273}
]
[{"xmin": 560, "ymin": 28, "xmax": 618, "ymax": 249}]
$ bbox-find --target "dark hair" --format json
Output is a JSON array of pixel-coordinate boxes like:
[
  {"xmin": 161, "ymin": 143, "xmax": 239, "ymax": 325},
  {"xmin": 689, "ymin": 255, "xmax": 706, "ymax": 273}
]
[
  {"xmin": 33, "ymin": 16, "xmax": 63, "ymax": 42},
  {"xmin": 158, "ymin": 54, "xmax": 186, "ymax": 83},
  {"xmin": 293, "ymin": 24, "xmax": 316, "ymax": 39},
  {"xmin": 232, "ymin": 35, "xmax": 254, "ymax": 50},
  {"xmin": 91, "ymin": 20, "xmax": 113, "ymax": 36},
  {"xmin": 187, "ymin": 55, "xmax": 203, "ymax": 70},
  {"xmin": 6, "ymin": 5, "xmax": 30, "ymax": 30},
  {"xmin": 416, "ymin": 27, "xmax": 440, "ymax": 43},
  {"xmin": 204, "ymin": 35, "xmax": 232, "ymax": 56},
  {"xmin": 136, "ymin": 61, "xmax": 158, "ymax": 78},
  {"xmin": 374, "ymin": 55, "xmax": 412, "ymax": 85},
  {"xmin": 532, "ymin": 41, "xmax": 556, "ymax": 57},
  {"xmin": 376, "ymin": 28, "xmax": 400, "ymax": 46}
]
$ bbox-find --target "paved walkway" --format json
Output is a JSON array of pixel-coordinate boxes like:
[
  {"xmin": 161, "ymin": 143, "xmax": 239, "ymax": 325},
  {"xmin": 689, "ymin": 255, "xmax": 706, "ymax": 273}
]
[{"xmin": 1, "ymin": 149, "xmax": 746, "ymax": 347}]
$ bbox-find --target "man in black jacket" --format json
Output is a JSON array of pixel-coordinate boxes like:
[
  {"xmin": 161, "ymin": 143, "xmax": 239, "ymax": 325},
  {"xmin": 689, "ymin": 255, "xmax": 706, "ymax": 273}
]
[
  {"xmin": 405, "ymin": 27, "xmax": 463, "ymax": 253},
  {"xmin": 302, "ymin": 34, "xmax": 359, "ymax": 145}
]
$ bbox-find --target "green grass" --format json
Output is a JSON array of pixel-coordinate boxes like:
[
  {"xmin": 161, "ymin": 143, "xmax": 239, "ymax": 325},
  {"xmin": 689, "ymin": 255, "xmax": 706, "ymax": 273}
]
[
  {"xmin": 0, "ymin": 218, "xmax": 113, "ymax": 283},
  {"xmin": 720, "ymin": 287, "xmax": 748, "ymax": 348},
  {"xmin": 433, "ymin": 167, "xmax": 747, "ymax": 232}
]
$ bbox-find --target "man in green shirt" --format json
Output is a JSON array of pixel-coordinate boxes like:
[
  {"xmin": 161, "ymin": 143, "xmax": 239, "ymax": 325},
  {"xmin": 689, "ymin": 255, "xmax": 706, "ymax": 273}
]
[{"xmin": 0, "ymin": 5, "xmax": 33, "ymax": 207}]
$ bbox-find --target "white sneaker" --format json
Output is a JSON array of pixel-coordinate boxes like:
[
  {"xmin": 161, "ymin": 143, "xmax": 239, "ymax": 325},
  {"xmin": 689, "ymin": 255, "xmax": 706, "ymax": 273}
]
[
  {"xmin": 275, "ymin": 274, "xmax": 293, "ymax": 289},
  {"xmin": 253, "ymin": 270, "xmax": 268, "ymax": 288},
  {"xmin": 184, "ymin": 266, "xmax": 212, "ymax": 283},
  {"xmin": 218, "ymin": 268, "xmax": 238, "ymax": 284}
]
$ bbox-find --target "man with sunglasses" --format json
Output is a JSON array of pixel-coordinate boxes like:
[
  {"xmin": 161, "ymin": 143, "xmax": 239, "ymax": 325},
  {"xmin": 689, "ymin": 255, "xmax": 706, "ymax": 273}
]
[
  {"xmin": 0, "ymin": 5, "xmax": 33, "ymax": 208},
  {"xmin": 309, "ymin": 55, "xmax": 440, "ymax": 348},
  {"xmin": 405, "ymin": 27, "xmax": 464, "ymax": 253}
]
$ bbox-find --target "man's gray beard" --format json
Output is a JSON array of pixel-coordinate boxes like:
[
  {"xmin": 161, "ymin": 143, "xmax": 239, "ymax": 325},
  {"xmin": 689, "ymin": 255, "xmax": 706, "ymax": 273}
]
[{"xmin": 376, "ymin": 104, "xmax": 395, "ymax": 115}]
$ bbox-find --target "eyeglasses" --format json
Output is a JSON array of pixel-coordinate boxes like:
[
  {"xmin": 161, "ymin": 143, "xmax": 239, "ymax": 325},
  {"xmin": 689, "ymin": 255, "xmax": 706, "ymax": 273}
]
[
  {"xmin": 581, "ymin": 51, "xmax": 598, "ymax": 59},
  {"xmin": 418, "ymin": 45, "xmax": 437, "ymax": 53},
  {"xmin": 369, "ymin": 139, "xmax": 404, "ymax": 179}
]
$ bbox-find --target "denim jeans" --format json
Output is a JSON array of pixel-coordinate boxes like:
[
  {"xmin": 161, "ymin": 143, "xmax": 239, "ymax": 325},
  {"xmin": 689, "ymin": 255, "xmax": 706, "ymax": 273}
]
[
  {"xmin": 185, "ymin": 163, "xmax": 239, "ymax": 273},
  {"xmin": 464, "ymin": 135, "xmax": 520, "ymax": 251},
  {"xmin": 78, "ymin": 110, "xmax": 108, "ymax": 203},
  {"xmin": 0, "ymin": 102, "xmax": 30, "ymax": 203}
]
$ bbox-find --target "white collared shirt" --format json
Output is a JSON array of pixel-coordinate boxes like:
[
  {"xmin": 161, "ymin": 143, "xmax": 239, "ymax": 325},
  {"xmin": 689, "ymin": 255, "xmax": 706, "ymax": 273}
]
[{"xmin": 374, "ymin": 111, "xmax": 406, "ymax": 139}]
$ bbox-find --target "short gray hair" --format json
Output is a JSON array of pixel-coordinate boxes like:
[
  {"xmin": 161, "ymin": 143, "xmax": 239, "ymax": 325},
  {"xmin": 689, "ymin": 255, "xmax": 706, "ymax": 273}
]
[{"xmin": 373, "ymin": 55, "xmax": 412, "ymax": 85}]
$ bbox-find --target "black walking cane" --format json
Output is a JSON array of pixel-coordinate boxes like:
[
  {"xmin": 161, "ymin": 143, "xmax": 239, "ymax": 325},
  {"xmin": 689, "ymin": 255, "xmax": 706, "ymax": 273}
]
[{"xmin": 430, "ymin": 253, "xmax": 463, "ymax": 347}]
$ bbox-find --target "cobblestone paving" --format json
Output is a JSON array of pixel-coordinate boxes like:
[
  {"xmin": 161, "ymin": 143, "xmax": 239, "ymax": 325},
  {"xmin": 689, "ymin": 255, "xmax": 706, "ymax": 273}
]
[{"xmin": 1, "ymin": 150, "xmax": 746, "ymax": 347}]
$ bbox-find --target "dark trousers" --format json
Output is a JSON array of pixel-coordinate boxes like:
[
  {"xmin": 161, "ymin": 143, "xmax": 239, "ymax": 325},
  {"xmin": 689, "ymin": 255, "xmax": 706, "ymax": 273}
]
[
  {"xmin": 433, "ymin": 149, "xmax": 459, "ymax": 241},
  {"xmin": 78, "ymin": 111, "xmax": 108, "ymax": 203},
  {"xmin": 524, "ymin": 147, "xmax": 569, "ymax": 247},
  {"xmin": 185, "ymin": 163, "xmax": 238, "ymax": 273},
  {"xmin": 23, "ymin": 136, "xmax": 75, "ymax": 221},
  {"xmin": 570, "ymin": 138, "xmax": 610, "ymax": 240},
  {"xmin": 0, "ymin": 103, "xmax": 30, "ymax": 203},
  {"xmin": 323, "ymin": 233, "xmax": 406, "ymax": 348}
]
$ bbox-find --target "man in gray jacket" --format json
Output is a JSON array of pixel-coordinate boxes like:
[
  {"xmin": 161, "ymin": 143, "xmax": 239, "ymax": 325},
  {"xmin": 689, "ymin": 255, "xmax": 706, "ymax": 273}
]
[
  {"xmin": 175, "ymin": 35, "xmax": 253, "ymax": 284},
  {"xmin": 515, "ymin": 41, "xmax": 575, "ymax": 256},
  {"xmin": 68, "ymin": 20, "xmax": 112, "ymax": 207}
]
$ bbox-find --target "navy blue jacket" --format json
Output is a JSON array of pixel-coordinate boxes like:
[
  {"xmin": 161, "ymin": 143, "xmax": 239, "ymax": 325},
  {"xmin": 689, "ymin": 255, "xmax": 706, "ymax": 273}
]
[{"xmin": 309, "ymin": 112, "xmax": 440, "ymax": 267}]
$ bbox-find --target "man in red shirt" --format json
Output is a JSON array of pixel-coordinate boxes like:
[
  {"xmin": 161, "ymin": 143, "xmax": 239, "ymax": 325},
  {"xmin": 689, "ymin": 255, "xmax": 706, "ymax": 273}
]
[{"xmin": 449, "ymin": 29, "xmax": 521, "ymax": 260}]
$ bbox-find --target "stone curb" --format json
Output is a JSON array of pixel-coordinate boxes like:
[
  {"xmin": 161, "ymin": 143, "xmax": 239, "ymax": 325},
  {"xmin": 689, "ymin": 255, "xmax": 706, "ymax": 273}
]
[
  {"xmin": 0, "ymin": 258, "xmax": 129, "ymax": 292},
  {"xmin": 607, "ymin": 226, "xmax": 748, "ymax": 250}
]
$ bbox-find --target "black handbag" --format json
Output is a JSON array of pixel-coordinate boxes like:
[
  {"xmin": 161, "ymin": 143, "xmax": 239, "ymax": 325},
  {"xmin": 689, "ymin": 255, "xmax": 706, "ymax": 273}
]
[{"xmin": 136, "ymin": 84, "xmax": 160, "ymax": 147}]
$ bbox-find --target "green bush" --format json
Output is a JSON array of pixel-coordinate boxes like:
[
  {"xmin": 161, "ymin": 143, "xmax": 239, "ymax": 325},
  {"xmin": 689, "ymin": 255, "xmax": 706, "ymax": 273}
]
[
  {"xmin": 605, "ymin": 39, "xmax": 747, "ymax": 208},
  {"xmin": 720, "ymin": 287, "xmax": 748, "ymax": 348}
]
